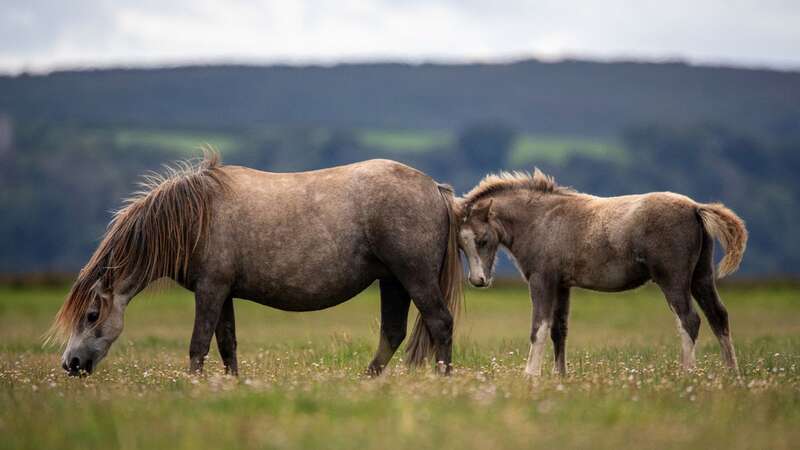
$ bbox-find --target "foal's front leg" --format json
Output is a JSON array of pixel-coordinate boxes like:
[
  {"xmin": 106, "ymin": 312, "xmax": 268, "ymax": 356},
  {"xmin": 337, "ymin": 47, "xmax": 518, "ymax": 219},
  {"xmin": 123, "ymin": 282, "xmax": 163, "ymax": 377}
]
[
  {"xmin": 551, "ymin": 286, "xmax": 571, "ymax": 376},
  {"xmin": 657, "ymin": 280, "xmax": 701, "ymax": 371},
  {"xmin": 189, "ymin": 282, "xmax": 229, "ymax": 374},
  {"xmin": 526, "ymin": 275, "xmax": 558, "ymax": 377}
]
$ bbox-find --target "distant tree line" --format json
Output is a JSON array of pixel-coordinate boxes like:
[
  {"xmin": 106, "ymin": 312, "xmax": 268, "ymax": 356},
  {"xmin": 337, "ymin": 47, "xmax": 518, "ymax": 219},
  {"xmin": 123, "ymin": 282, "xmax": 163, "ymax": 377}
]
[
  {"xmin": 2, "ymin": 119, "xmax": 799, "ymax": 275},
  {"xmin": 3, "ymin": 60, "xmax": 800, "ymax": 138}
]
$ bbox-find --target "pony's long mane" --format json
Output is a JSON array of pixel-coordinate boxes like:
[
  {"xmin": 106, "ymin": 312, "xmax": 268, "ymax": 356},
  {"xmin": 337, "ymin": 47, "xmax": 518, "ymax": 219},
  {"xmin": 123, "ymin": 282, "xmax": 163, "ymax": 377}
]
[
  {"xmin": 48, "ymin": 151, "xmax": 229, "ymax": 344},
  {"xmin": 462, "ymin": 168, "xmax": 574, "ymax": 209}
]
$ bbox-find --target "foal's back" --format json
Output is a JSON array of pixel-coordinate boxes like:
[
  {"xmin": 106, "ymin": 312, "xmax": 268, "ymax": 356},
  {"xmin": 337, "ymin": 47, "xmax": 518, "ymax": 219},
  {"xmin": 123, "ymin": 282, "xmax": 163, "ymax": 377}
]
[{"xmin": 553, "ymin": 191, "xmax": 704, "ymax": 291}]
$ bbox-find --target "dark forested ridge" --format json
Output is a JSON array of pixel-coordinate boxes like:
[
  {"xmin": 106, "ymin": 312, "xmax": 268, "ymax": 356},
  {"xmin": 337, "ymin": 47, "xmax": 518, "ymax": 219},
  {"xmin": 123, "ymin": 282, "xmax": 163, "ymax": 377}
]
[
  {"xmin": 3, "ymin": 60, "xmax": 800, "ymax": 137},
  {"xmin": 1, "ymin": 59, "xmax": 800, "ymax": 275}
]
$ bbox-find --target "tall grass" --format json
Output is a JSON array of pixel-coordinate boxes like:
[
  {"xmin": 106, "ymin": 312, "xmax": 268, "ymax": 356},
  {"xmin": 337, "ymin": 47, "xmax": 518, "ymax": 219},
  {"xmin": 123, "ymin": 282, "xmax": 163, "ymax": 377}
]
[{"xmin": 1, "ymin": 282, "xmax": 798, "ymax": 449}]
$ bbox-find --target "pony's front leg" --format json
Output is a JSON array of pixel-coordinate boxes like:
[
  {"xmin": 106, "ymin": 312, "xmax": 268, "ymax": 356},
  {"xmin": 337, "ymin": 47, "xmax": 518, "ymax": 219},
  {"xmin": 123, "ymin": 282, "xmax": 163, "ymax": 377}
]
[
  {"xmin": 367, "ymin": 278, "xmax": 411, "ymax": 377},
  {"xmin": 215, "ymin": 296, "xmax": 238, "ymax": 376},
  {"xmin": 189, "ymin": 283, "xmax": 229, "ymax": 374},
  {"xmin": 525, "ymin": 275, "xmax": 558, "ymax": 378}
]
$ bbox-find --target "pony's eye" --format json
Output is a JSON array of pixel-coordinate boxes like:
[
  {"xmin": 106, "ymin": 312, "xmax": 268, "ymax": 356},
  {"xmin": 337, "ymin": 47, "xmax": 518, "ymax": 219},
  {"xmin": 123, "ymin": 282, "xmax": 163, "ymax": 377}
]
[{"xmin": 87, "ymin": 311, "xmax": 99, "ymax": 324}]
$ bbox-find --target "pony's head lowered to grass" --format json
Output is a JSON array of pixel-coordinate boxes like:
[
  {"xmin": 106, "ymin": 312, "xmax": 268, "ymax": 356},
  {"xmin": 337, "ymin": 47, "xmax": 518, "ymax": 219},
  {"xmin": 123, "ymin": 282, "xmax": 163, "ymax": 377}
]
[{"xmin": 48, "ymin": 151, "xmax": 228, "ymax": 376}]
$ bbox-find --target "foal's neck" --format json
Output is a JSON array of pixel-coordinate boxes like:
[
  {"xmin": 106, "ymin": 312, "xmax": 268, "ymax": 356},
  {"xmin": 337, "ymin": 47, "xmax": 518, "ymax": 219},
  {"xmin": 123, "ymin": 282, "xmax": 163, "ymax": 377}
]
[{"xmin": 491, "ymin": 192, "xmax": 570, "ymax": 250}]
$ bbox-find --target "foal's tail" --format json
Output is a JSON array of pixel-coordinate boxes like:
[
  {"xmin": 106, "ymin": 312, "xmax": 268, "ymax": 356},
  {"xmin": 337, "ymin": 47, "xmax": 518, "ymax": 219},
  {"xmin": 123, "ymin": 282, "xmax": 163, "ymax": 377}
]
[
  {"xmin": 405, "ymin": 184, "xmax": 465, "ymax": 367},
  {"xmin": 697, "ymin": 203, "xmax": 748, "ymax": 278}
]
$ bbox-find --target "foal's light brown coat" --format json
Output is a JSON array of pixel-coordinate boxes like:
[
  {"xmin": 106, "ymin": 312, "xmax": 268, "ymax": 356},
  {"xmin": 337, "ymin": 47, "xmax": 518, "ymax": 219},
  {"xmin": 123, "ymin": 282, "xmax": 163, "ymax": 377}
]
[{"xmin": 459, "ymin": 169, "xmax": 747, "ymax": 376}]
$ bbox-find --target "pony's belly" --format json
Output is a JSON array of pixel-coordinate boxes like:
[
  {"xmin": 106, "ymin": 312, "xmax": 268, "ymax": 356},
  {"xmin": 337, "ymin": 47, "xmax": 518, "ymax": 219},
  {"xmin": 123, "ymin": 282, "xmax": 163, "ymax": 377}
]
[
  {"xmin": 239, "ymin": 293, "xmax": 356, "ymax": 312},
  {"xmin": 231, "ymin": 277, "xmax": 376, "ymax": 312}
]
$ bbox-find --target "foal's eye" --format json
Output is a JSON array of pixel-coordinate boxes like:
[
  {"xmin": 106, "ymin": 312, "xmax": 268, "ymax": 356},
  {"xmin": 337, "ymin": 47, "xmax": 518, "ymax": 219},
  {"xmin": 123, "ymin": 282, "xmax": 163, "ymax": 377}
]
[{"xmin": 87, "ymin": 311, "xmax": 99, "ymax": 324}]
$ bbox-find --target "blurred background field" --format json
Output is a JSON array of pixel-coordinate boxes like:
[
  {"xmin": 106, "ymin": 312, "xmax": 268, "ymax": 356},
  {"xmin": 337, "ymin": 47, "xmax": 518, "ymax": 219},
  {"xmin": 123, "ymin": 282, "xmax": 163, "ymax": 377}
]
[
  {"xmin": 3, "ymin": 61, "xmax": 800, "ymax": 276},
  {"xmin": 1, "ymin": 281, "xmax": 799, "ymax": 450}
]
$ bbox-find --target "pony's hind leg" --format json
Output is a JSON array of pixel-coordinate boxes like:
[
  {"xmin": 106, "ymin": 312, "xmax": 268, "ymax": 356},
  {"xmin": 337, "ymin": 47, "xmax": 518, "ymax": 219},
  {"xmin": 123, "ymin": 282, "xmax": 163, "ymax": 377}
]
[
  {"xmin": 407, "ymin": 283, "xmax": 454, "ymax": 375},
  {"xmin": 550, "ymin": 286, "xmax": 571, "ymax": 376},
  {"xmin": 691, "ymin": 233, "xmax": 739, "ymax": 371},
  {"xmin": 189, "ymin": 280, "xmax": 230, "ymax": 374},
  {"xmin": 215, "ymin": 296, "xmax": 238, "ymax": 376},
  {"xmin": 367, "ymin": 278, "xmax": 411, "ymax": 376}
]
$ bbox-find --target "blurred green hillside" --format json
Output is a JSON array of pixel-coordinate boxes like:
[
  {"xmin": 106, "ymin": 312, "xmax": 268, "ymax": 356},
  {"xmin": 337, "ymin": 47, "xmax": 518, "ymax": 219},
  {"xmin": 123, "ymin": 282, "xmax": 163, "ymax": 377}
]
[{"xmin": 1, "ymin": 60, "xmax": 799, "ymax": 275}]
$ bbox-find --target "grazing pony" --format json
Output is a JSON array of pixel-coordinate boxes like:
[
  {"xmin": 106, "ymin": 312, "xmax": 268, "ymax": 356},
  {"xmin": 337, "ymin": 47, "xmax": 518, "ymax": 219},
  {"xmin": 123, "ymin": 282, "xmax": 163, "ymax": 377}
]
[
  {"xmin": 457, "ymin": 169, "xmax": 746, "ymax": 376},
  {"xmin": 50, "ymin": 153, "xmax": 463, "ymax": 376}
]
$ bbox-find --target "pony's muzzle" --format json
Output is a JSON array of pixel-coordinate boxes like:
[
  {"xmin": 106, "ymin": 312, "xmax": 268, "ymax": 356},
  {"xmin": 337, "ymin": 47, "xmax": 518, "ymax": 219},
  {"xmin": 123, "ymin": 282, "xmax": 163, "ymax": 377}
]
[{"xmin": 63, "ymin": 356, "xmax": 93, "ymax": 376}]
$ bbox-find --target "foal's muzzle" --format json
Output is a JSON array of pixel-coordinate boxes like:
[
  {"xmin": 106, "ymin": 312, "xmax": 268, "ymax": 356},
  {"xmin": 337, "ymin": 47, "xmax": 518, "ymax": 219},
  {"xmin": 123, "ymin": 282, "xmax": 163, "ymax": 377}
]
[{"xmin": 469, "ymin": 275, "xmax": 490, "ymax": 288}]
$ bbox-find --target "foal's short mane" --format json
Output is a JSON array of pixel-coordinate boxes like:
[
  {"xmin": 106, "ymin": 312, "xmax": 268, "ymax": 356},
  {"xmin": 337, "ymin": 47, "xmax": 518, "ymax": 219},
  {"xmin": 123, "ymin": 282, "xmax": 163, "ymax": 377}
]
[
  {"xmin": 48, "ymin": 150, "xmax": 229, "ymax": 344},
  {"xmin": 462, "ymin": 168, "xmax": 574, "ymax": 209}
]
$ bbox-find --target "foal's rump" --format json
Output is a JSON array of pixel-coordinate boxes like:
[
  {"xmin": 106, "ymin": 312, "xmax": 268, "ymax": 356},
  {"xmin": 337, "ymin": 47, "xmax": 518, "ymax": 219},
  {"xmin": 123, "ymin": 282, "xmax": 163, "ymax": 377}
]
[
  {"xmin": 636, "ymin": 192, "xmax": 747, "ymax": 278},
  {"xmin": 577, "ymin": 192, "xmax": 746, "ymax": 289},
  {"xmin": 628, "ymin": 192, "xmax": 747, "ymax": 279}
]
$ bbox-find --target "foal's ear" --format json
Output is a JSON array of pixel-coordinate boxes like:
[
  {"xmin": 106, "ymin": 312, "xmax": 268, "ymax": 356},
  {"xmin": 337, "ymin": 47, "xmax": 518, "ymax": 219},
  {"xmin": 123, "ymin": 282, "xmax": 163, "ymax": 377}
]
[
  {"xmin": 487, "ymin": 199, "xmax": 497, "ymax": 219},
  {"xmin": 471, "ymin": 199, "xmax": 494, "ymax": 220}
]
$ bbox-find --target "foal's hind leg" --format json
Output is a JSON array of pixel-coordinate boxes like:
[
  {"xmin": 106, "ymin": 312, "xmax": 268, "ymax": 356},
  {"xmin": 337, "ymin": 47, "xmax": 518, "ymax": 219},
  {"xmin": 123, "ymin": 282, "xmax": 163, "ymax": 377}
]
[
  {"xmin": 692, "ymin": 277, "xmax": 738, "ymax": 371},
  {"xmin": 656, "ymin": 278, "xmax": 701, "ymax": 371},
  {"xmin": 367, "ymin": 278, "xmax": 411, "ymax": 376},
  {"xmin": 551, "ymin": 286, "xmax": 571, "ymax": 376},
  {"xmin": 691, "ymin": 233, "xmax": 738, "ymax": 371},
  {"xmin": 215, "ymin": 296, "xmax": 238, "ymax": 376}
]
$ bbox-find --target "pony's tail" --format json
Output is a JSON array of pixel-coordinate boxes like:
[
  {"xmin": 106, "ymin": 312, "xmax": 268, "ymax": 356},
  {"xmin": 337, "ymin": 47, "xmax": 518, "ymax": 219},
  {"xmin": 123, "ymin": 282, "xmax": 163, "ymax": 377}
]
[
  {"xmin": 697, "ymin": 203, "xmax": 748, "ymax": 278},
  {"xmin": 405, "ymin": 184, "xmax": 464, "ymax": 367}
]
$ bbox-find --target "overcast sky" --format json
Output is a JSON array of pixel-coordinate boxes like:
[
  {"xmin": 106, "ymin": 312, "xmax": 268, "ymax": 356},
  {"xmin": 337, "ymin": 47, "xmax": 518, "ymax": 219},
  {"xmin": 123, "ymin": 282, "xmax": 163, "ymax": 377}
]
[{"xmin": 1, "ymin": 0, "xmax": 799, "ymax": 74}]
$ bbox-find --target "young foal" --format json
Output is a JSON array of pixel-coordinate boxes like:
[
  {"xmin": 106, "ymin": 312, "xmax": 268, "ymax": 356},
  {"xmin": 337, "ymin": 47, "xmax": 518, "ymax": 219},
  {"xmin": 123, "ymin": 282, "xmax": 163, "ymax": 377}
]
[{"xmin": 458, "ymin": 169, "xmax": 747, "ymax": 376}]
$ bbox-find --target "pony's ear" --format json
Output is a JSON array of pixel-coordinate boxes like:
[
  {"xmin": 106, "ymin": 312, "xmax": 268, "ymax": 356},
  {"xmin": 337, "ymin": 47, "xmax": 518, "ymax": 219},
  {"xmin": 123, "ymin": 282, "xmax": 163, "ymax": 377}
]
[{"xmin": 92, "ymin": 278, "xmax": 112, "ymax": 300}]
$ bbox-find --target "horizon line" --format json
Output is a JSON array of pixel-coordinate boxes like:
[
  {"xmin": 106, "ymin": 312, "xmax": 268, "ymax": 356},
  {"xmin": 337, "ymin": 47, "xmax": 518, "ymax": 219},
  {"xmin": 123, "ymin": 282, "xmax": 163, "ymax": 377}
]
[{"xmin": 3, "ymin": 53, "xmax": 800, "ymax": 77}]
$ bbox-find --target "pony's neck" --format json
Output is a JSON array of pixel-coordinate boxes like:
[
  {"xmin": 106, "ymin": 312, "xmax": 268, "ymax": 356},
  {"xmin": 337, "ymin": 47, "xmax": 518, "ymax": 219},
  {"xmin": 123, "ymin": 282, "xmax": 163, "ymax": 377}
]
[{"xmin": 110, "ymin": 273, "xmax": 150, "ymax": 306}]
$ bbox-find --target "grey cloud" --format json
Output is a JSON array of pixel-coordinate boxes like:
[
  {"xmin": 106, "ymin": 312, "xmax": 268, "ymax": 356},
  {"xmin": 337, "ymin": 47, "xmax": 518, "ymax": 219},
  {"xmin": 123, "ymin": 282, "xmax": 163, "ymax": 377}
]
[{"xmin": 0, "ymin": 0, "xmax": 798, "ymax": 72}]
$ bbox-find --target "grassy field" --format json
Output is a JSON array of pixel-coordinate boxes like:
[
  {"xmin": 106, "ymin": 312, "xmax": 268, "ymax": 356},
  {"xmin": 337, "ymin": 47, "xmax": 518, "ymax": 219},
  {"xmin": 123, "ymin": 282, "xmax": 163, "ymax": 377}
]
[
  {"xmin": 508, "ymin": 134, "xmax": 627, "ymax": 166},
  {"xmin": 354, "ymin": 128, "xmax": 628, "ymax": 166},
  {"xmin": 1, "ymin": 281, "xmax": 799, "ymax": 450},
  {"xmin": 357, "ymin": 129, "xmax": 453, "ymax": 153},
  {"xmin": 113, "ymin": 128, "xmax": 242, "ymax": 155},
  {"xmin": 73, "ymin": 125, "xmax": 628, "ymax": 168}
]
